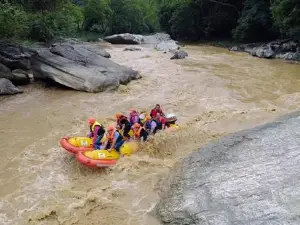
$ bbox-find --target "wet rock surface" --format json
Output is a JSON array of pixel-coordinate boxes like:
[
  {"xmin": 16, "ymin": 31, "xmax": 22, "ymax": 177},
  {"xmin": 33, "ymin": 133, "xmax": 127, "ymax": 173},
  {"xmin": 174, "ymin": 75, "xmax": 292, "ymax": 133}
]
[
  {"xmin": 124, "ymin": 47, "xmax": 142, "ymax": 51},
  {"xmin": 230, "ymin": 39, "xmax": 300, "ymax": 61},
  {"xmin": 104, "ymin": 33, "xmax": 180, "ymax": 52},
  {"xmin": 0, "ymin": 78, "xmax": 23, "ymax": 95},
  {"xmin": 155, "ymin": 111, "xmax": 300, "ymax": 225},
  {"xmin": 31, "ymin": 43, "xmax": 140, "ymax": 92},
  {"xmin": 170, "ymin": 50, "xmax": 188, "ymax": 60}
]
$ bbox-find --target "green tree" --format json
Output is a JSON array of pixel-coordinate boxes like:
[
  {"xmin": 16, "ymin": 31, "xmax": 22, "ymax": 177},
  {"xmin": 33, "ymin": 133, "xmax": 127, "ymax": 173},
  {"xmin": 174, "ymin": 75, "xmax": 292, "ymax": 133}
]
[
  {"xmin": 233, "ymin": 0, "xmax": 278, "ymax": 42},
  {"xmin": 158, "ymin": 0, "xmax": 241, "ymax": 40},
  {"xmin": 83, "ymin": 0, "xmax": 112, "ymax": 33},
  {"xmin": 271, "ymin": 0, "xmax": 300, "ymax": 39},
  {"xmin": 28, "ymin": 2, "xmax": 82, "ymax": 42},
  {"xmin": 0, "ymin": 1, "xmax": 29, "ymax": 39}
]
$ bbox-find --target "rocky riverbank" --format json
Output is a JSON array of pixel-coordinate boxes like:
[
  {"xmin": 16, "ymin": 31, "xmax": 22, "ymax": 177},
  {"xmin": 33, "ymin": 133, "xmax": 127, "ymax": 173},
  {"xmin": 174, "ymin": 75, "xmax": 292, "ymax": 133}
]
[
  {"xmin": 0, "ymin": 33, "xmax": 189, "ymax": 95},
  {"xmin": 229, "ymin": 39, "xmax": 300, "ymax": 62},
  {"xmin": 0, "ymin": 40, "xmax": 139, "ymax": 95},
  {"xmin": 154, "ymin": 111, "xmax": 300, "ymax": 225}
]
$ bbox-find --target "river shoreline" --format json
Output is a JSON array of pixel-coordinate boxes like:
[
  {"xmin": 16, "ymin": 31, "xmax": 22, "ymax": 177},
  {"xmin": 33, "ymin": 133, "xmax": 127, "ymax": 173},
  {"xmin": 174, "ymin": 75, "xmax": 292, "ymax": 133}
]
[
  {"xmin": 1, "ymin": 42, "xmax": 300, "ymax": 225},
  {"xmin": 1, "ymin": 34, "xmax": 298, "ymax": 96}
]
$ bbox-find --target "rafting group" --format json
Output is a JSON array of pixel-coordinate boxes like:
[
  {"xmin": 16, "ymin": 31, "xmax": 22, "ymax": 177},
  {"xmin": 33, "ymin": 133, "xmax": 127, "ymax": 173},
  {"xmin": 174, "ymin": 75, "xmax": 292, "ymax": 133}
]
[
  {"xmin": 59, "ymin": 104, "xmax": 179, "ymax": 168},
  {"xmin": 89, "ymin": 104, "xmax": 178, "ymax": 152}
]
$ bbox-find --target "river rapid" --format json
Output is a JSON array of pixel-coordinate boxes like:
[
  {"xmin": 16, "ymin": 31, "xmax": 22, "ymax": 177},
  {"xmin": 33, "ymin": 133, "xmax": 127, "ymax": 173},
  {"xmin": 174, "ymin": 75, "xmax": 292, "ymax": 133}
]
[{"xmin": 0, "ymin": 43, "xmax": 300, "ymax": 225}]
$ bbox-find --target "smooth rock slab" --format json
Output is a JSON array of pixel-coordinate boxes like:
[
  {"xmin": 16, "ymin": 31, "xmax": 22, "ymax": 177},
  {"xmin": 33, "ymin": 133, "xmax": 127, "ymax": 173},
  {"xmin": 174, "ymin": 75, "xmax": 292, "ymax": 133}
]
[
  {"xmin": 104, "ymin": 33, "xmax": 179, "ymax": 52},
  {"xmin": 31, "ymin": 43, "xmax": 139, "ymax": 92},
  {"xmin": 104, "ymin": 33, "xmax": 141, "ymax": 44},
  {"xmin": 155, "ymin": 111, "xmax": 300, "ymax": 225}
]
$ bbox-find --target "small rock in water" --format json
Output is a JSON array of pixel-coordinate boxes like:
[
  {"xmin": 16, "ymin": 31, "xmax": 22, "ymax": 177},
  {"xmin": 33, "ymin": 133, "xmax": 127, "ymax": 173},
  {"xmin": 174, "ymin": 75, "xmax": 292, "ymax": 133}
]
[
  {"xmin": 229, "ymin": 46, "xmax": 244, "ymax": 52},
  {"xmin": 170, "ymin": 50, "xmax": 188, "ymax": 60},
  {"xmin": 124, "ymin": 47, "xmax": 141, "ymax": 51},
  {"xmin": 0, "ymin": 78, "xmax": 23, "ymax": 95}
]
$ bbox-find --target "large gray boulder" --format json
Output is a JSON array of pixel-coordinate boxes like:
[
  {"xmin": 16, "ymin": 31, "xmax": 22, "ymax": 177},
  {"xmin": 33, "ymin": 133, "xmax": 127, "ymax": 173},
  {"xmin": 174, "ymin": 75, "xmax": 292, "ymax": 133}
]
[
  {"xmin": 104, "ymin": 33, "xmax": 142, "ymax": 44},
  {"xmin": 250, "ymin": 45, "xmax": 275, "ymax": 58},
  {"xmin": 31, "ymin": 43, "xmax": 140, "ymax": 92},
  {"xmin": 0, "ymin": 78, "xmax": 23, "ymax": 95},
  {"xmin": 154, "ymin": 41, "xmax": 179, "ymax": 53},
  {"xmin": 104, "ymin": 33, "xmax": 179, "ymax": 52},
  {"xmin": 155, "ymin": 111, "xmax": 300, "ymax": 225}
]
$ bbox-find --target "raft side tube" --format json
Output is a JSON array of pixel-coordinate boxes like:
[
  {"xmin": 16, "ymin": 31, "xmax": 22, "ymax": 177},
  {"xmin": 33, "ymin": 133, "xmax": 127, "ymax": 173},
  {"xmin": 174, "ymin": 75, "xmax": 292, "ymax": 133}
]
[
  {"xmin": 60, "ymin": 136, "xmax": 94, "ymax": 154},
  {"xmin": 76, "ymin": 151, "xmax": 118, "ymax": 168}
]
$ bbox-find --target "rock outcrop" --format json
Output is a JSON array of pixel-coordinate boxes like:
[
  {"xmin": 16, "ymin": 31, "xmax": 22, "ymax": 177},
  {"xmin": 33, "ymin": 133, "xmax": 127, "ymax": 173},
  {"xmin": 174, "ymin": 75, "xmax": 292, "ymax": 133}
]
[
  {"xmin": 0, "ymin": 78, "xmax": 23, "ymax": 95},
  {"xmin": 170, "ymin": 50, "xmax": 188, "ymax": 60},
  {"xmin": 31, "ymin": 43, "xmax": 140, "ymax": 92},
  {"xmin": 51, "ymin": 38, "xmax": 111, "ymax": 58},
  {"xmin": 104, "ymin": 33, "xmax": 179, "ymax": 52},
  {"xmin": 0, "ymin": 42, "xmax": 37, "ymax": 70},
  {"xmin": 104, "ymin": 33, "xmax": 142, "ymax": 44},
  {"xmin": 155, "ymin": 111, "xmax": 300, "ymax": 225},
  {"xmin": 0, "ymin": 41, "xmax": 139, "ymax": 93},
  {"xmin": 230, "ymin": 39, "xmax": 300, "ymax": 61},
  {"xmin": 154, "ymin": 41, "xmax": 179, "ymax": 53}
]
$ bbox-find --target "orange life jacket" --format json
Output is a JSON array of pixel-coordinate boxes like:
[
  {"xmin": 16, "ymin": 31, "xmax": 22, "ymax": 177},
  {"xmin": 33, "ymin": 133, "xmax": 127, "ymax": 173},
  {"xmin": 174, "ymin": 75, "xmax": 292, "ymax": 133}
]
[
  {"xmin": 107, "ymin": 129, "xmax": 116, "ymax": 142},
  {"xmin": 133, "ymin": 127, "xmax": 143, "ymax": 138},
  {"xmin": 107, "ymin": 129, "xmax": 122, "ymax": 143}
]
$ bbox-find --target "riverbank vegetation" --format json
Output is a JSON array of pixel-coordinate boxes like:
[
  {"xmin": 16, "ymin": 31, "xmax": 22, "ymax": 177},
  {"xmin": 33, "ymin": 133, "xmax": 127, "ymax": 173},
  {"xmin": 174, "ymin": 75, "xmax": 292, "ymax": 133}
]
[{"xmin": 0, "ymin": 0, "xmax": 299, "ymax": 43}]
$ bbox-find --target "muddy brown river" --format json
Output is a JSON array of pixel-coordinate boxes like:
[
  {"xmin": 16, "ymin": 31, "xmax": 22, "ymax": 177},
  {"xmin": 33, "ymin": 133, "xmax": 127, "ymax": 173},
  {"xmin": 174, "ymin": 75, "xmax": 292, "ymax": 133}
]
[{"xmin": 0, "ymin": 43, "xmax": 300, "ymax": 225}]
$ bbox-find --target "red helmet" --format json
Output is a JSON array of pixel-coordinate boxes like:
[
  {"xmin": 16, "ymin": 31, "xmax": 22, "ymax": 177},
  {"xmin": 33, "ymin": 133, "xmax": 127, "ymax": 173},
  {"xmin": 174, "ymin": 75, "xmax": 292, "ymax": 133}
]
[{"xmin": 88, "ymin": 117, "xmax": 95, "ymax": 125}]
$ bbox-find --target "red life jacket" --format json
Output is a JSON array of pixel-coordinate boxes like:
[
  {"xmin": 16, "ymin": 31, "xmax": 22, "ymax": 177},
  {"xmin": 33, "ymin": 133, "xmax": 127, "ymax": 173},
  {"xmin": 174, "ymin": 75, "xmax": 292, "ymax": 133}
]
[{"xmin": 151, "ymin": 108, "xmax": 163, "ymax": 118}]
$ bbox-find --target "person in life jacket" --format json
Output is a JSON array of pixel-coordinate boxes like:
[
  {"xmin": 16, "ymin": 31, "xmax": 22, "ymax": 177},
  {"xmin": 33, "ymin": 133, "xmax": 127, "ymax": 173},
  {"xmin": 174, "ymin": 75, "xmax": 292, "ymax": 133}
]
[
  {"xmin": 150, "ymin": 104, "xmax": 165, "ymax": 118},
  {"xmin": 153, "ymin": 113, "xmax": 166, "ymax": 134},
  {"xmin": 116, "ymin": 112, "xmax": 131, "ymax": 139},
  {"xmin": 87, "ymin": 117, "xmax": 105, "ymax": 150},
  {"xmin": 139, "ymin": 111, "xmax": 146, "ymax": 125},
  {"xmin": 132, "ymin": 123, "xmax": 148, "ymax": 141},
  {"xmin": 144, "ymin": 115, "xmax": 155, "ymax": 134},
  {"xmin": 103, "ymin": 125, "xmax": 124, "ymax": 152},
  {"xmin": 129, "ymin": 108, "xmax": 140, "ymax": 125}
]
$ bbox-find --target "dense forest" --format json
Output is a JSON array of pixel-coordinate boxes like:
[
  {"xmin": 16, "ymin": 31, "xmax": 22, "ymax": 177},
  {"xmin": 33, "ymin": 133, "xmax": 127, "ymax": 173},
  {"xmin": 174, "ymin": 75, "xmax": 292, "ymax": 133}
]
[{"xmin": 0, "ymin": 0, "xmax": 299, "ymax": 43}]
